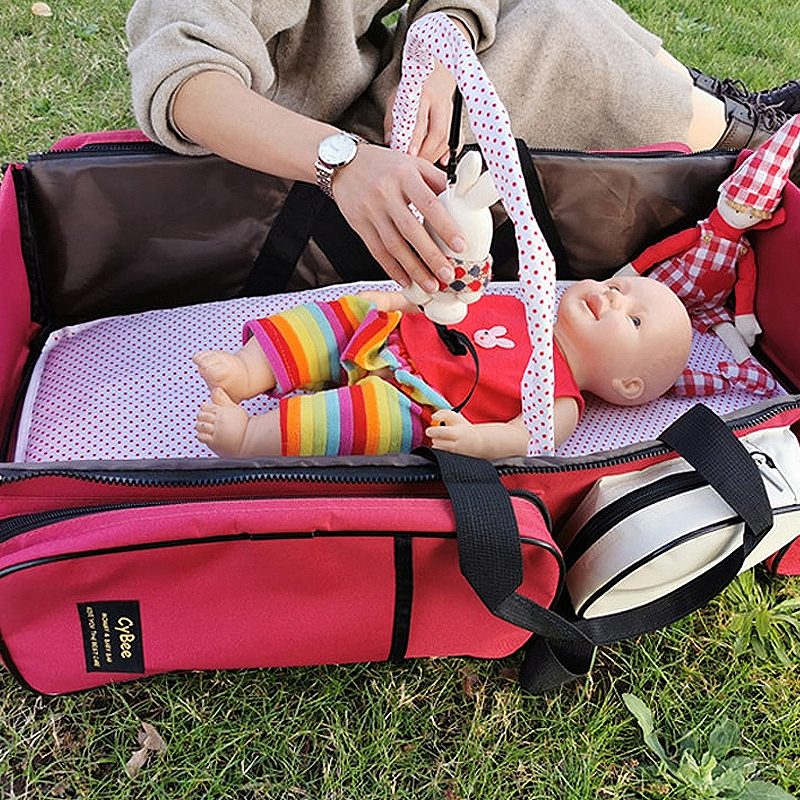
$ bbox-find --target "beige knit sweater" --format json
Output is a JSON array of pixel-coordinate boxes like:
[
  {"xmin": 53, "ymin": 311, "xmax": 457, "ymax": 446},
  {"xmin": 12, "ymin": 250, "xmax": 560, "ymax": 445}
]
[
  {"xmin": 128, "ymin": 0, "xmax": 694, "ymax": 155},
  {"xmin": 126, "ymin": 0, "xmax": 497, "ymax": 155}
]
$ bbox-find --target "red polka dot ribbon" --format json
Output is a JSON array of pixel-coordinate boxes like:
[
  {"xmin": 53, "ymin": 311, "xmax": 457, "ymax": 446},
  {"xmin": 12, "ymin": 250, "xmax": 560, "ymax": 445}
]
[{"xmin": 390, "ymin": 12, "xmax": 557, "ymax": 454}]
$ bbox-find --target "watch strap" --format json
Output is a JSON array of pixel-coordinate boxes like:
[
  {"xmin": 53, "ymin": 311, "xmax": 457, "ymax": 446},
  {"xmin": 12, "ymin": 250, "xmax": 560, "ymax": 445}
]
[{"xmin": 315, "ymin": 132, "xmax": 366, "ymax": 200}]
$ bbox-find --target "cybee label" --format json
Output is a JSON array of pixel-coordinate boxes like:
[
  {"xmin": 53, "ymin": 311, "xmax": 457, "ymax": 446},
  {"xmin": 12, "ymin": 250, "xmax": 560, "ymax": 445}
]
[{"xmin": 77, "ymin": 601, "xmax": 145, "ymax": 673}]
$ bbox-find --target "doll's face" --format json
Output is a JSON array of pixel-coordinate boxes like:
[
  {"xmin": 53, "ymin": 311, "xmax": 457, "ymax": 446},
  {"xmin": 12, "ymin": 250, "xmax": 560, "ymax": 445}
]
[
  {"xmin": 716, "ymin": 196, "xmax": 769, "ymax": 230},
  {"xmin": 555, "ymin": 277, "xmax": 692, "ymax": 406}
]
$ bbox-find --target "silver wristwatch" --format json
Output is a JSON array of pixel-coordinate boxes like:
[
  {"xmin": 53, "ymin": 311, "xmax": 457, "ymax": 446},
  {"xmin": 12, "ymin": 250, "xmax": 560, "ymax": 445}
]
[{"xmin": 315, "ymin": 131, "xmax": 365, "ymax": 200}]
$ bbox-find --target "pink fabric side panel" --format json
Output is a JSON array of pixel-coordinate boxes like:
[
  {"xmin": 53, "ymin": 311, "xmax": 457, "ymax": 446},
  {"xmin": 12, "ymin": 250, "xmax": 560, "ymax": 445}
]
[
  {"xmin": 0, "ymin": 166, "xmax": 34, "ymax": 437},
  {"xmin": 753, "ymin": 181, "xmax": 800, "ymax": 389},
  {"xmin": 0, "ymin": 536, "xmax": 397, "ymax": 693},
  {"xmin": 0, "ymin": 495, "xmax": 556, "ymax": 693},
  {"xmin": 772, "ymin": 543, "xmax": 800, "ymax": 575},
  {"xmin": 50, "ymin": 129, "xmax": 150, "ymax": 151}
]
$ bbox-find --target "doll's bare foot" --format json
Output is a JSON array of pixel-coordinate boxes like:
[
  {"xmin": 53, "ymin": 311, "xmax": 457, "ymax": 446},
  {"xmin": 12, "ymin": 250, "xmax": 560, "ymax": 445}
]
[
  {"xmin": 196, "ymin": 388, "xmax": 282, "ymax": 458},
  {"xmin": 195, "ymin": 388, "xmax": 250, "ymax": 457},
  {"xmin": 193, "ymin": 351, "xmax": 253, "ymax": 402},
  {"xmin": 193, "ymin": 339, "xmax": 274, "ymax": 402}
]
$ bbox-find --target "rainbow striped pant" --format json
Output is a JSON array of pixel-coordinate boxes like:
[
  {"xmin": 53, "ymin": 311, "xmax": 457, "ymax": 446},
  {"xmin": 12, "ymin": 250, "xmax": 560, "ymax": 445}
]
[{"xmin": 243, "ymin": 296, "xmax": 451, "ymax": 456}]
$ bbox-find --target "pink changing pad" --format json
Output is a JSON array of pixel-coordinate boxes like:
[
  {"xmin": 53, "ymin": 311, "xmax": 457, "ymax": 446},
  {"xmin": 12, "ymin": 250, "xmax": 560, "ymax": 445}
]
[{"xmin": 14, "ymin": 282, "xmax": 785, "ymax": 462}]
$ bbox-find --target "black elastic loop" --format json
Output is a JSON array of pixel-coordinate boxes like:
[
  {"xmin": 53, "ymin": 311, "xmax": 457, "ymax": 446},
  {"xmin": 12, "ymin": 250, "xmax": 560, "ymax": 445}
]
[
  {"xmin": 446, "ymin": 88, "xmax": 463, "ymax": 185},
  {"xmin": 433, "ymin": 324, "xmax": 480, "ymax": 414}
]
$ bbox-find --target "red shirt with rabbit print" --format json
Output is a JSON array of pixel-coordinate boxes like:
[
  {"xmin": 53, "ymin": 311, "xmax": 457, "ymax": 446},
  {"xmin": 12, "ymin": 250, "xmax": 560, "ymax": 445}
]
[{"xmin": 399, "ymin": 295, "xmax": 584, "ymax": 423}]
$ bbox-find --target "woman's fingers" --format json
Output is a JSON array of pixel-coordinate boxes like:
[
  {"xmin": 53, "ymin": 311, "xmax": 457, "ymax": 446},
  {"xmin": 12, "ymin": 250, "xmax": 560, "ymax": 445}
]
[
  {"xmin": 334, "ymin": 146, "xmax": 465, "ymax": 288},
  {"xmin": 405, "ymin": 162, "xmax": 465, "ymax": 256},
  {"xmin": 416, "ymin": 99, "xmax": 450, "ymax": 164},
  {"xmin": 372, "ymin": 214, "xmax": 438, "ymax": 291}
]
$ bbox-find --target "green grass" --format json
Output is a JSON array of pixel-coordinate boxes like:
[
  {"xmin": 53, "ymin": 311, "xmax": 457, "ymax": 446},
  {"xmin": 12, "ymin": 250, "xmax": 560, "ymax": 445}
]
[{"xmin": 2, "ymin": 1, "xmax": 800, "ymax": 798}]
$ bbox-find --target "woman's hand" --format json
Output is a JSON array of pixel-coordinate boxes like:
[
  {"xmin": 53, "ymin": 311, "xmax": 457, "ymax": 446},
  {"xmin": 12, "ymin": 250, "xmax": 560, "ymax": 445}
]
[
  {"xmin": 384, "ymin": 59, "xmax": 458, "ymax": 164},
  {"xmin": 333, "ymin": 144, "xmax": 464, "ymax": 292},
  {"xmin": 383, "ymin": 15, "xmax": 471, "ymax": 164}
]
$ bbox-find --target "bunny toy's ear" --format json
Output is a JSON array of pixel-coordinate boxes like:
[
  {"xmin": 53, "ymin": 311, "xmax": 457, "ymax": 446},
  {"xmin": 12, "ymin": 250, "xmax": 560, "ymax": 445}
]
[
  {"xmin": 464, "ymin": 169, "xmax": 501, "ymax": 210},
  {"xmin": 453, "ymin": 150, "xmax": 482, "ymax": 195}
]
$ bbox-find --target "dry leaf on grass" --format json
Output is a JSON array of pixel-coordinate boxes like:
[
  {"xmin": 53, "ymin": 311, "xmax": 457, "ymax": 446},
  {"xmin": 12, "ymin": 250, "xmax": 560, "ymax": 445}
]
[
  {"xmin": 31, "ymin": 2, "xmax": 53, "ymax": 16},
  {"xmin": 125, "ymin": 721, "xmax": 167, "ymax": 779},
  {"xmin": 460, "ymin": 667, "xmax": 479, "ymax": 698}
]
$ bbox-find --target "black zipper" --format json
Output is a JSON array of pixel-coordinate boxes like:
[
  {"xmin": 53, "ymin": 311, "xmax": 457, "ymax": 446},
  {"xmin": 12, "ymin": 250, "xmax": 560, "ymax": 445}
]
[
  {"xmin": 0, "ymin": 491, "xmax": 454, "ymax": 543},
  {"xmin": 0, "ymin": 493, "xmax": 555, "ymax": 559},
  {"xmin": 28, "ymin": 141, "xmax": 172, "ymax": 160},
  {"xmin": 563, "ymin": 470, "xmax": 704, "ymax": 570},
  {"xmin": 32, "ymin": 141, "xmax": 737, "ymax": 162},
  {"xmin": 0, "ymin": 487, "xmax": 549, "ymax": 542},
  {"xmin": 2, "ymin": 397, "xmax": 798, "ymax": 490},
  {"xmin": 0, "ymin": 499, "xmax": 192, "ymax": 542}
]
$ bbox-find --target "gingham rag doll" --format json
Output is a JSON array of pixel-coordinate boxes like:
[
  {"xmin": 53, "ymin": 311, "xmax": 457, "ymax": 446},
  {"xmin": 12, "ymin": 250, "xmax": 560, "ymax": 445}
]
[{"xmin": 617, "ymin": 114, "xmax": 800, "ymax": 396}]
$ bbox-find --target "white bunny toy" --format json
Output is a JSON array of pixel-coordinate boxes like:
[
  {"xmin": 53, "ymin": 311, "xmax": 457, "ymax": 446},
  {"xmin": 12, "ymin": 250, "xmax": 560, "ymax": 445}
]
[{"xmin": 402, "ymin": 150, "xmax": 501, "ymax": 325}]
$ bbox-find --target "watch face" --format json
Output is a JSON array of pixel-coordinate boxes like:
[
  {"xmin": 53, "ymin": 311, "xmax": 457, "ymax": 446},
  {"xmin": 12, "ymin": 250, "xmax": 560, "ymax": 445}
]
[{"xmin": 318, "ymin": 133, "xmax": 358, "ymax": 167}]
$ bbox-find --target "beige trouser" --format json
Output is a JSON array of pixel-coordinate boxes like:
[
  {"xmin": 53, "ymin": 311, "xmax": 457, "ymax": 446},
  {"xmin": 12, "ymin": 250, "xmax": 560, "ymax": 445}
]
[{"xmin": 341, "ymin": 0, "xmax": 693, "ymax": 150}]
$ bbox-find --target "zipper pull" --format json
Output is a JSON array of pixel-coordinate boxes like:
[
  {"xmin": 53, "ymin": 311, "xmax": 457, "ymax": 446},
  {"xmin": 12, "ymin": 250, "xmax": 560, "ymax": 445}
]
[{"xmin": 750, "ymin": 451, "xmax": 787, "ymax": 494}]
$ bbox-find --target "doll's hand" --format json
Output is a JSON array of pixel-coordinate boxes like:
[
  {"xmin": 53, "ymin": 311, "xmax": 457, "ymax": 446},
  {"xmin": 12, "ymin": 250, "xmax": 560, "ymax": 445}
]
[
  {"xmin": 427, "ymin": 410, "xmax": 530, "ymax": 458},
  {"xmin": 356, "ymin": 290, "xmax": 421, "ymax": 314},
  {"xmin": 427, "ymin": 410, "xmax": 484, "ymax": 456},
  {"xmin": 735, "ymin": 313, "xmax": 762, "ymax": 347}
]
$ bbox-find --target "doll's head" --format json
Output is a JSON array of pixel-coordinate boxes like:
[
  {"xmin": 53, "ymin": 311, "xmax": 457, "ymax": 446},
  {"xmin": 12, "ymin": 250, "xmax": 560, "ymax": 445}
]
[
  {"xmin": 716, "ymin": 113, "xmax": 800, "ymax": 229},
  {"xmin": 554, "ymin": 276, "xmax": 692, "ymax": 406}
]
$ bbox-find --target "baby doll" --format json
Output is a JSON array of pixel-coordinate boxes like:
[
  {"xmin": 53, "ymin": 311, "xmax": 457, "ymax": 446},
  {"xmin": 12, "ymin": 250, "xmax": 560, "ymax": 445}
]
[
  {"xmin": 193, "ymin": 276, "xmax": 692, "ymax": 460},
  {"xmin": 617, "ymin": 114, "xmax": 800, "ymax": 396}
]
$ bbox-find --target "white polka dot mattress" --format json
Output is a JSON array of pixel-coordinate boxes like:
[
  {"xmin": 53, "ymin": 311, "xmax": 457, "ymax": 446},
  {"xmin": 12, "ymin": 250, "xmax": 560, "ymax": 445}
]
[{"xmin": 13, "ymin": 282, "xmax": 785, "ymax": 462}]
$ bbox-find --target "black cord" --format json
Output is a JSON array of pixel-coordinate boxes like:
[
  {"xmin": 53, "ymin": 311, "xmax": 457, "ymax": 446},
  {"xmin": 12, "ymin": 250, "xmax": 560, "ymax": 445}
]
[
  {"xmin": 433, "ymin": 323, "xmax": 480, "ymax": 414},
  {"xmin": 446, "ymin": 88, "xmax": 463, "ymax": 184}
]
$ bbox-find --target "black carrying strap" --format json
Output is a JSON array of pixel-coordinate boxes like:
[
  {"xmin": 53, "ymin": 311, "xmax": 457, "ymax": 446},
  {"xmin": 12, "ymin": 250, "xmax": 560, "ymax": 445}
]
[
  {"xmin": 425, "ymin": 448, "xmax": 597, "ymax": 645},
  {"xmin": 426, "ymin": 403, "xmax": 774, "ymax": 694}
]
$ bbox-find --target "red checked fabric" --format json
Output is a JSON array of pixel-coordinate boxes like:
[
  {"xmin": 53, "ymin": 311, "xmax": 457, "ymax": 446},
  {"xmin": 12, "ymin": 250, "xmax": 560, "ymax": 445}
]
[
  {"xmin": 638, "ymin": 211, "xmax": 754, "ymax": 332},
  {"xmin": 389, "ymin": 12, "xmax": 557, "ymax": 455},
  {"xmin": 720, "ymin": 115, "xmax": 800, "ymax": 215},
  {"xmin": 674, "ymin": 357, "xmax": 779, "ymax": 397}
]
